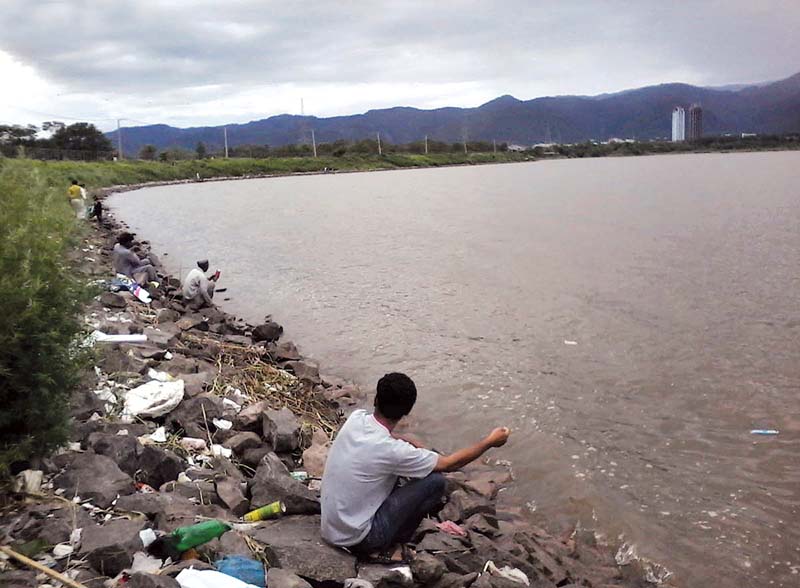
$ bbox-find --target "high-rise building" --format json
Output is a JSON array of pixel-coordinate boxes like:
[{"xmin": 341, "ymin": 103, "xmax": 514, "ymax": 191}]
[
  {"xmin": 671, "ymin": 107, "xmax": 685, "ymax": 142},
  {"xmin": 687, "ymin": 104, "xmax": 703, "ymax": 141}
]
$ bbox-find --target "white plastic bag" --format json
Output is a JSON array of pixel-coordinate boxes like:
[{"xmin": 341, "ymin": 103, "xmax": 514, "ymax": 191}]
[
  {"xmin": 175, "ymin": 567, "xmax": 259, "ymax": 588},
  {"xmin": 483, "ymin": 560, "xmax": 530, "ymax": 585},
  {"xmin": 123, "ymin": 379, "xmax": 184, "ymax": 418}
]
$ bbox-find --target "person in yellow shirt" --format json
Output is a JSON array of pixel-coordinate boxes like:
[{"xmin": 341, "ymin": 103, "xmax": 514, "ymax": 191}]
[{"xmin": 67, "ymin": 179, "xmax": 84, "ymax": 219}]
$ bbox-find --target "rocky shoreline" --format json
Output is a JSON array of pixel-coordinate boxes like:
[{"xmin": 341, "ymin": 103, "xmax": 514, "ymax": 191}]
[{"xmin": 0, "ymin": 197, "xmax": 661, "ymax": 588}]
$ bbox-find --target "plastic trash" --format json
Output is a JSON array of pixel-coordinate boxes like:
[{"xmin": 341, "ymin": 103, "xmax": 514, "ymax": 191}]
[
  {"xmin": 564, "ymin": 340, "xmax": 578, "ymax": 345},
  {"xmin": 213, "ymin": 418, "xmax": 233, "ymax": 430},
  {"xmin": 148, "ymin": 368, "xmax": 175, "ymax": 382},
  {"xmin": 211, "ymin": 444, "xmax": 233, "ymax": 458},
  {"xmin": 149, "ymin": 427, "xmax": 168, "ymax": 443},
  {"xmin": 123, "ymin": 379, "xmax": 185, "ymax": 418},
  {"xmin": 131, "ymin": 551, "xmax": 163, "ymax": 574},
  {"xmin": 172, "ymin": 520, "xmax": 231, "ymax": 551},
  {"xmin": 345, "ymin": 580, "xmax": 375, "ymax": 588},
  {"xmin": 88, "ymin": 330, "xmax": 149, "ymax": 344},
  {"xmin": 12, "ymin": 470, "xmax": 43, "ymax": 494},
  {"xmin": 139, "ymin": 529, "xmax": 158, "ymax": 548},
  {"xmin": 436, "ymin": 520, "xmax": 467, "ymax": 537},
  {"xmin": 216, "ymin": 555, "xmax": 266, "ymax": 587},
  {"xmin": 52, "ymin": 544, "xmax": 73, "ymax": 558},
  {"xmin": 483, "ymin": 560, "xmax": 530, "ymax": 585},
  {"xmin": 180, "ymin": 438, "xmax": 208, "ymax": 452},
  {"xmin": 750, "ymin": 429, "xmax": 779, "ymax": 435},
  {"xmin": 175, "ymin": 568, "xmax": 259, "ymax": 588},
  {"xmin": 290, "ymin": 471, "xmax": 308, "ymax": 482},
  {"xmin": 243, "ymin": 501, "xmax": 286, "ymax": 522}
]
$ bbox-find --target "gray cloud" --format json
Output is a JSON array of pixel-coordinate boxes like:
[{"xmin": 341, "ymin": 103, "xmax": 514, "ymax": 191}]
[{"xmin": 1, "ymin": 1, "xmax": 798, "ymax": 126}]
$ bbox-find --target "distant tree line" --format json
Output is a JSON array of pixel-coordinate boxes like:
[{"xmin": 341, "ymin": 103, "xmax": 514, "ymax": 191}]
[{"xmin": 0, "ymin": 122, "xmax": 113, "ymax": 160}]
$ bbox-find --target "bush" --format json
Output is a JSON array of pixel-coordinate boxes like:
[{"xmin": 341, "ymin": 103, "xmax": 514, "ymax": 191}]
[{"xmin": 0, "ymin": 161, "xmax": 89, "ymax": 476}]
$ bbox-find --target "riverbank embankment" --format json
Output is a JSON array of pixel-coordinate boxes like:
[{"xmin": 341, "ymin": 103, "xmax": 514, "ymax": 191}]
[{"xmin": 0, "ymin": 160, "xmax": 667, "ymax": 587}]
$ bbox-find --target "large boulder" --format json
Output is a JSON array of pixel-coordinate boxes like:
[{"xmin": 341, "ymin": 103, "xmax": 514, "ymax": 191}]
[
  {"xmin": 52, "ymin": 452, "xmax": 134, "ymax": 508},
  {"xmin": 284, "ymin": 360, "xmax": 320, "ymax": 384},
  {"xmin": 136, "ymin": 445, "xmax": 184, "ymax": 488},
  {"xmin": 215, "ymin": 478, "xmax": 250, "ymax": 517},
  {"xmin": 262, "ymin": 408, "xmax": 300, "ymax": 452},
  {"xmin": 250, "ymin": 453, "xmax": 320, "ymax": 515},
  {"xmin": 249, "ymin": 515, "xmax": 355, "ymax": 583},
  {"xmin": 166, "ymin": 395, "xmax": 225, "ymax": 438},
  {"xmin": 411, "ymin": 552, "xmax": 447, "ymax": 585},
  {"xmin": 251, "ymin": 321, "xmax": 283, "ymax": 343},
  {"xmin": 441, "ymin": 489, "xmax": 496, "ymax": 522},
  {"xmin": 234, "ymin": 401, "xmax": 268, "ymax": 432},
  {"xmin": 78, "ymin": 518, "xmax": 148, "ymax": 577},
  {"xmin": 86, "ymin": 432, "xmax": 142, "ymax": 476}
]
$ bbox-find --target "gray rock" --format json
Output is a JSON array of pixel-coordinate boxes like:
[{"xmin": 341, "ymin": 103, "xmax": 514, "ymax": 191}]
[
  {"xmin": 223, "ymin": 334, "xmax": 252, "ymax": 346},
  {"xmin": 270, "ymin": 341, "xmax": 301, "ymax": 361},
  {"xmin": 180, "ymin": 370, "xmax": 214, "ymax": 397},
  {"xmin": 223, "ymin": 431, "xmax": 263, "ymax": 455},
  {"xmin": 411, "ymin": 552, "xmax": 447, "ymax": 584},
  {"xmin": 156, "ymin": 308, "xmax": 181, "ymax": 323},
  {"xmin": 176, "ymin": 314, "xmax": 209, "ymax": 332},
  {"xmin": 262, "ymin": 408, "xmax": 300, "ymax": 452},
  {"xmin": 234, "ymin": 400, "xmax": 268, "ymax": 431},
  {"xmin": 137, "ymin": 445, "xmax": 184, "ymax": 488},
  {"xmin": 161, "ymin": 354, "xmax": 200, "ymax": 375},
  {"xmin": 266, "ymin": 568, "xmax": 312, "ymax": 588},
  {"xmin": 52, "ymin": 452, "xmax": 134, "ymax": 508},
  {"xmin": 284, "ymin": 360, "xmax": 320, "ymax": 384},
  {"xmin": 358, "ymin": 563, "xmax": 415, "ymax": 586},
  {"xmin": 249, "ymin": 515, "xmax": 355, "ymax": 583},
  {"xmin": 86, "ymin": 432, "xmax": 142, "ymax": 476},
  {"xmin": 0, "ymin": 570, "xmax": 38, "ymax": 588},
  {"xmin": 242, "ymin": 445, "xmax": 273, "ymax": 468},
  {"xmin": 432, "ymin": 572, "xmax": 479, "ymax": 588},
  {"xmin": 100, "ymin": 291, "xmax": 127, "ymax": 308},
  {"xmin": 445, "ymin": 489, "xmax": 496, "ymax": 522},
  {"xmin": 465, "ymin": 513, "xmax": 499, "ymax": 537},
  {"xmin": 217, "ymin": 531, "xmax": 254, "ymax": 557},
  {"xmin": 215, "ymin": 477, "xmax": 250, "ymax": 517},
  {"xmin": 70, "ymin": 568, "xmax": 110, "ymax": 588},
  {"xmin": 128, "ymin": 572, "xmax": 181, "ymax": 588},
  {"xmin": 160, "ymin": 559, "xmax": 216, "ymax": 577},
  {"xmin": 143, "ymin": 324, "xmax": 181, "ymax": 349},
  {"xmin": 251, "ymin": 321, "xmax": 283, "ymax": 342},
  {"xmin": 70, "ymin": 388, "xmax": 108, "ymax": 421},
  {"xmin": 167, "ymin": 395, "xmax": 224, "ymax": 438},
  {"xmin": 78, "ymin": 518, "xmax": 147, "ymax": 577},
  {"xmin": 250, "ymin": 453, "xmax": 320, "ymax": 515}
]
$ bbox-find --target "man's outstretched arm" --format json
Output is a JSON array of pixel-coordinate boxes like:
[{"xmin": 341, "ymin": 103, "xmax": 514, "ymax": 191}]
[{"xmin": 433, "ymin": 427, "xmax": 510, "ymax": 472}]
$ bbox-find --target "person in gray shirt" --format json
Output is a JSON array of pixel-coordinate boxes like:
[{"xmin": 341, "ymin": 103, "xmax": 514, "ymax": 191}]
[{"xmin": 112, "ymin": 232, "xmax": 158, "ymax": 285}]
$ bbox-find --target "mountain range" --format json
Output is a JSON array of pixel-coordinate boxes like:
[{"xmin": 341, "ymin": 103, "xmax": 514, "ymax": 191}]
[{"xmin": 108, "ymin": 72, "xmax": 800, "ymax": 153}]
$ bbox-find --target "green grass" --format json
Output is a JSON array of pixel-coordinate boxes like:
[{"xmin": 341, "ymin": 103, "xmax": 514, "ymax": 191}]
[{"xmin": 0, "ymin": 152, "xmax": 530, "ymax": 193}]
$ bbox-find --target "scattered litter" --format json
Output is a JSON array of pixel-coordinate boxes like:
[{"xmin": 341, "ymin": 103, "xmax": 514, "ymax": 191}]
[
  {"xmin": 175, "ymin": 567, "xmax": 259, "ymax": 588},
  {"xmin": 615, "ymin": 542, "xmax": 637, "ymax": 566},
  {"xmin": 139, "ymin": 529, "xmax": 158, "ymax": 548},
  {"xmin": 216, "ymin": 555, "xmax": 266, "ymax": 587},
  {"xmin": 149, "ymin": 427, "xmax": 168, "ymax": 443},
  {"xmin": 289, "ymin": 471, "xmax": 308, "ymax": 482},
  {"xmin": 213, "ymin": 418, "xmax": 233, "ymax": 430},
  {"xmin": 211, "ymin": 444, "xmax": 232, "ymax": 458},
  {"xmin": 123, "ymin": 379, "xmax": 185, "ymax": 418},
  {"xmin": 148, "ymin": 368, "xmax": 175, "ymax": 382},
  {"xmin": 87, "ymin": 330, "xmax": 148, "ymax": 344},
  {"xmin": 436, "ymin": 520, "xmax": 467, "ymax": 537},
  {"xmin": 52, "ymin": 544, "xmax": 73, "ymax": 559},
  {"xmin": 131, "ymin": 551, "xmax": 163, "ymax": 574},
  {"xmin": 222, "ymin": 398, "xmax": 242, "ymax": 413},
  {"xmin": 115, "ymin": 429, "xmax": 129, "ymax": 436},
  {"xmin": 180, "ymin": 438, "xmax": 208, "ymax": 452},
  {"xmin": 12, "ymin": 470, "xmax": 43, "ymax": 494},
  {"xmin": 69, "ymin": 528, "xmax": 82, "ymax": 549},
  {"xmin": 750, "ymin": 429, "xmax": 779, "ymax": 435},
  {"xmin": 243, "ymin": 501, "xmax": 286, "ymax": 522},
  {"xmin": 483, "ymin": 560, "xmax": 530, "ymax": 585},
  {"xmin": 345, "ymin": 581, "xmax": 374, "ymax": 588},
  {"xmin": 564, "ymin": 340, "xmax": 578, "ymax": 345}
]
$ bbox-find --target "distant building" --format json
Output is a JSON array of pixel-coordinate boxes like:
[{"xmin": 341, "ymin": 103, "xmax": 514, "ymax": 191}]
[
  {"xmin": 687, "ymin": 104, "xmax": 703, "ymax": 141},
  {"xmin": 507, "ymin": 144, "xmax": 528, "ymax": 152},
  {"xmin": 671, "ymin": 107, "xmax": 685, "ymax": 142}
]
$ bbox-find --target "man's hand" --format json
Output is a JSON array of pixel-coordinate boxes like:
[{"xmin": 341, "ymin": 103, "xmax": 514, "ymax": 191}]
[{"xmin": 486, "ymin": 427, "xmax": 511, "ymax": 448}]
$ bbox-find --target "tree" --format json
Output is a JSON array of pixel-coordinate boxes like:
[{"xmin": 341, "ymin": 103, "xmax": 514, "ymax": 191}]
[
  {"xmin": 50, "ymin": 122, "xmax": 112, "ymax": 153},
  {"xmin": 139, "ymin": 144, "xmax": 158, "ymax": 160},
  {"xmin": 196, "ymin": 142, "xmax": 207, "ymax": 159}
]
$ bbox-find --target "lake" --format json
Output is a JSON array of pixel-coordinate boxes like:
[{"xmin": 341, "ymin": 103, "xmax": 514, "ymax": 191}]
[{"xmin": 111, "ymin": 151, "xmax": 800, "ymax": 587}]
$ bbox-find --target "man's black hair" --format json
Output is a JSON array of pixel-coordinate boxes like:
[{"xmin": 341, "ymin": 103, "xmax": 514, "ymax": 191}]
[
  {"xmin": 375, "ymin": 372, "xmax": 417, "ymax": 420},
  {"xmin": 118, "ymin": 231, "xmax": 135, "ymax": 246},
  {"xmin": 71, "ymin": 179, "xmax": 78, "ymax": 185}
]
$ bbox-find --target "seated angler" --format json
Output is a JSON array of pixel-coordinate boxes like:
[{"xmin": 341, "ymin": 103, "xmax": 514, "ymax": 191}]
[
  {"xmin": 182, "ymin": 259, "xmax": 219, "ymax": 309},
  {"xmin": 321, "ymin": 372, "xmax": 510, "ymax": 560},
  {"xmin": 112, "ymin": 232, "xmax": 159, "ymax": 286}
]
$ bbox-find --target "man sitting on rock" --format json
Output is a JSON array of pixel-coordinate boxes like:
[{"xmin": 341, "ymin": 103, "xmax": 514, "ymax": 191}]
[
  {"xmin": 321, "ymin": 372, "xmax": 510, "ymax": 560},
  {"xmin": 182, "ymin": 259, "xmax": 219, "ymax": 309},
  {"xmin": 112, "ymin": 232, "xmax": 159, "ymax": 286}
]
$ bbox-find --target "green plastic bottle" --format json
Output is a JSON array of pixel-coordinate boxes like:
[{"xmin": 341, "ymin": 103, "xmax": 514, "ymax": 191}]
[{"xmin": 171, "ymin": 520, "xmax": 231, "ymax": 551}]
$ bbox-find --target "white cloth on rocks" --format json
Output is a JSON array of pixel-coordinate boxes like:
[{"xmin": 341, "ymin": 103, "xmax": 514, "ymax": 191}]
[{"xmin": 321, "ymin": 409, "xmax": 438, "ymax": 547}]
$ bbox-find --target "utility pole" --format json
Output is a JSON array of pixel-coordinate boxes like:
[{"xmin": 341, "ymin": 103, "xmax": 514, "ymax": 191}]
[
  {"xmin": 301, "ymin": 98, "xmax": 305, "ymax": 116},
  {"xmin": 311, "ymin": 129, "xmax": 317, "ymax": 158},
  {"xmin": 463, "ymin": 137, "xmax": 468, "ymax": 154},
  {"xmin": 377, "ymin": 132, "xmax": 382, "ymax": 155},
  {"xmin": 424, "ymin": 135, "xmax": 428, "ymax": 154},
  {"xmin": 116, "ymin": 118, "xmax": 123, "ymax": 160},
  {"xmin": 223, "ymin": 127, "xmax": 229, "ymax": 158},
  {"xmin": 493, "ymin": 139, "xmax": 497, "ymax": 153}
]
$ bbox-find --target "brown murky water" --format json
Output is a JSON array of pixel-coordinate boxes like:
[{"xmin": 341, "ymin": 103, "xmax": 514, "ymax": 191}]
[{"xmin": 112, "ymin": 152, "xmax": 800, "ymax": 587}]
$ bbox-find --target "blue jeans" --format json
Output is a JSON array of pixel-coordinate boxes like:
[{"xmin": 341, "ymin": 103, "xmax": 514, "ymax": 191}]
[{"xmin": 354, "ymin": 473, "xmax": 446, "ymax": 553}]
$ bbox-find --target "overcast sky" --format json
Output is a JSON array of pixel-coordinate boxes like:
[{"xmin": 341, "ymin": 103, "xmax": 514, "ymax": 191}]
[{"xmin": 1, "ymin": 1, "xmax": 798, "ymax": 131}]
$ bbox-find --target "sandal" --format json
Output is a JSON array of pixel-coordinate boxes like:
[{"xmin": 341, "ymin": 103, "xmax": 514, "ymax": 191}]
[{"xmin": 361, "ymin": 544, "xmax": 415, "ymax": 564}]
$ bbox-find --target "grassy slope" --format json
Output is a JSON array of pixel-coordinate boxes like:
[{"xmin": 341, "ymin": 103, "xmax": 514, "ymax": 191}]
[{"xmin": 0, "ymin": 152, "xmax": 529, "ymax": 191}]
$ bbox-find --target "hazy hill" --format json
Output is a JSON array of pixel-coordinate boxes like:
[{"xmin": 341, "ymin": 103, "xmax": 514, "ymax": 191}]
[{"xmin": 108, "ymin": 72, "xmax": 800, "ymax": 153}]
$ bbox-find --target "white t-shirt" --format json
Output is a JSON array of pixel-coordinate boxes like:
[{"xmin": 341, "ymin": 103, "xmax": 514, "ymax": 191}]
[
  {"xmin": 182, "ymin": 268, "xmax": 209, "ymax": 300},
  {"xmin": 320, "ymin": 409, "xmax": 439, "ymax": 546}
]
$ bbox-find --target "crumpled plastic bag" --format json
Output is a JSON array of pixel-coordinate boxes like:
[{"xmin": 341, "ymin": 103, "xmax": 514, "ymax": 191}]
[
  {"xmin": 483, "ymin": 560, "xmax": 530, "ymax": 585},
  {"xmin": 175, "ymin": 567, "xmax": 259, "ymax": 588},
  {"xmin": 123, "ymin": 379, "xmax": 184, "ymax": 418}
]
